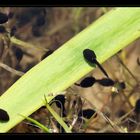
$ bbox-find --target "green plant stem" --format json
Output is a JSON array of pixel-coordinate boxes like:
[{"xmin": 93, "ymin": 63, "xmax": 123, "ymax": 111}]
[
  {"xmin": 20, "ymin": 115, "xmax": 51, "ymax": 133},
  {"xmin": 44, "ymin": 96, "xmax": 72, "ymax": 133}
]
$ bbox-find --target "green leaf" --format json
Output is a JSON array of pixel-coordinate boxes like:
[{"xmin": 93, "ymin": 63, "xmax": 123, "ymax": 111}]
[{"xmin": 0, "ymin": 8, "xmax": 140, "ymax": 132}]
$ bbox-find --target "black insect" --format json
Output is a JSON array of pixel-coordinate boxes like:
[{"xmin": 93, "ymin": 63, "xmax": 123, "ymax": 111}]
[
  {"xmin": 54, "ymin": 95, "xmax": 65, "ymax": 109},
  {"xmin": 119, "ymin": 82, "xmax": 126, "ymax": 90},
  {"xmin": 34, "ymin": 15, "xmax": 46, "ymax": 27},
  {"xmin": 0, "ymin": 12, "xmax": 8, "ymax": 24},
  {"xmin": 75, "ymin": 76, "xmax": 114, "ymax": 88},
  {"xmin": 75, "ymin": 76, "xmax": 96, "ymax": 88},
  {"xmin": 10, "ymin": 26, "xmax": 17, "ymax": 37},
  {"xmin": 96, "ymin": 78, "xmax": 115, "ymax": 87},
  {"xmin": 0, "ymin": 25, "xmax": 7, "ymax": 33},
  {"xmin": 134, "ymin": 99, "xmax": 140, "ymax": 114},
  {"xmin": 12, "ymin": 46, "xmax": 23, "ymax": 63},
  {"xmin": 50, "ymin": 95, "xmax": 66, "ymax": 117},
  {"xmin": 41, "ymin": 50, "xmax": 54, "ymax": 60},
  {"xmin": 0, "ymin": 108, "xmax": 10, "ymax": 122},
  {"xmin": 83, "ymin": 49, "xmax": 109, "ymax": 78},
  {"xmin": 16, "ymin": 11, "xmax": 33, "ymax": 28},
  {"xmin": 32, "ymin": 16, "xmax": 46, "ymax": 37},
  {"xmin": 78, "ymin": 109, "xmax": 97, "ymax": 119},
  {"xmin": 83, "ymin": 49, "xmax": 96, "ymax": 63},
  {"xmin": 112, "ymin": 81, "xmax": 126, "ymax": 93}
]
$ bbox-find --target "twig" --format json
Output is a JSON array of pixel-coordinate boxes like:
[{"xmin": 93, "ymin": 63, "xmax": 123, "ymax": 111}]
[
  {"xmin": 116, "ymin": 54, "xmax": 138, "ymax": 83},
  {"xmin": 75, "ymin": 92, "xmax": 125, "ymax": 132},
  {"xmin": 120, "ymin": 91, "xmax": 133, "ymax": 109},
  {"xmin": 99, "ymin": 108, "xmax": 134, "ymax": 132},
  {"xmin": 0, "ymin": 62, "xmax": 24, "ymax": 76},
  {"xmin": 11, "ymin": 37, "xmax": 49, "ymax": 52}
]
